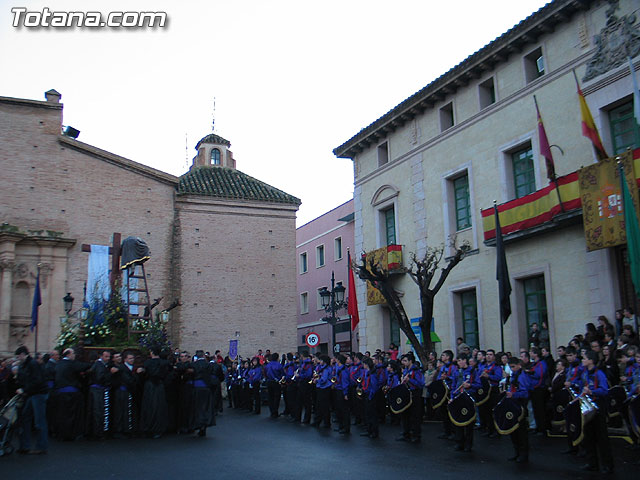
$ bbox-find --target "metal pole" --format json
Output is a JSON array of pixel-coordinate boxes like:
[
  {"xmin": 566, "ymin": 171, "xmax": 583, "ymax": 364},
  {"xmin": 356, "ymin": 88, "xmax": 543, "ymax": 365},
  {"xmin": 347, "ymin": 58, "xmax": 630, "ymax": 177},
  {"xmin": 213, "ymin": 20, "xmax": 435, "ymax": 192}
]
[{"xmin": 330, "ymin": 271, "xmax": 336, "ymax": 352}]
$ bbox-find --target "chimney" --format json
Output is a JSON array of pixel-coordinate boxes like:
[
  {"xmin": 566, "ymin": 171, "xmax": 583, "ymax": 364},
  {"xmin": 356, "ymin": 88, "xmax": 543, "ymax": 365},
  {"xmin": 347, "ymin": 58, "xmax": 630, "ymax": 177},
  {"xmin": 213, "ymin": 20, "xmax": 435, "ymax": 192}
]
[{"xmin": 44, "ymin": 89, "xmax": 61, "ymax": 103}]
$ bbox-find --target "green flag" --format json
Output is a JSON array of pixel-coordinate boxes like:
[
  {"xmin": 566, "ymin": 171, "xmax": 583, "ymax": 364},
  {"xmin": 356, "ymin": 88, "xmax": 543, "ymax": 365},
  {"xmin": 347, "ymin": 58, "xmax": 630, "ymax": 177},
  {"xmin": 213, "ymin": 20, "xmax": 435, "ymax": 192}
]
[{"xmin": 620, "ymin": 164, "xmax": 640, "ymax": 298}]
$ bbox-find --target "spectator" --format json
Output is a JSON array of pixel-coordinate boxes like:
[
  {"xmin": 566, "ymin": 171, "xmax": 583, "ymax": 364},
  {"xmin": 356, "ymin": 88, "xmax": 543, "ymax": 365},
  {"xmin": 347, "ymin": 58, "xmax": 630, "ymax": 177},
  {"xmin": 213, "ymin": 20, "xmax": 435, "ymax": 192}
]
[
  {"xmin": 615, "ymin": 309, "xmax": 625, "ymax": 338},
  {"xmin": 528, "ymin": 323, "xmax": 540, "ymax": 348},
  {"xmin": 539, "ymin": 321, "xmax": 550, "ymax": 350},
  {"xmin": 15, "ymin": 346, "xmax": 48, "ymax": 454},
  {"xmin": 456, "ymin": 337, "xmax": 470, "ymax": 356},
  {"xmin": 596, "ymin": 315, "xmax": 613, "ymax": 341}
]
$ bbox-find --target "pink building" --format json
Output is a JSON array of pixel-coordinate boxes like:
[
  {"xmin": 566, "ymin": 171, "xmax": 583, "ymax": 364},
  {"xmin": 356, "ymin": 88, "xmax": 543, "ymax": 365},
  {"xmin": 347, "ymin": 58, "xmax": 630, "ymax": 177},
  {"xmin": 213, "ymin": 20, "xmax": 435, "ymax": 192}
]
[{"xmin": 296, "ymin": 200, "xmax": 355, "ymax": 354}]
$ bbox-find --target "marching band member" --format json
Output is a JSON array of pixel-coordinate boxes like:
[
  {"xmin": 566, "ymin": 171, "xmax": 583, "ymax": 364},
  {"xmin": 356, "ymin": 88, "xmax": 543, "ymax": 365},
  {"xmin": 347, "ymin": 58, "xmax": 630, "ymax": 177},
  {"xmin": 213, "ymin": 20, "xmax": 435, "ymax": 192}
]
[
  {"xmin": 527, "ymin": 347, "xmax": 549, "ymax": 436},
  {"xmin": 562, "ymin": 346, "xmax": 583, "ymax": 454},
  {"xmin": 505, "ymin": 357, "xmax": 529, "ymax": 463},
  {"xmin": 247, "ymin": 357, "xmax": 263, "ymax": 415},
  {"xmin": 397, "ymin": 353, "xmax": 425, "ymax": 443},
  {"xmin": 451, "ymin": 353, "xmax": 477, "ymax": 452},
  {"xmin": 312, "ymin": 355, "xmax": 332, "ymax": 428},
  {"xmin": 579, "ymin": 350, "xmax": 613, "ymax": 473},
  {"xmin": 360, "ymin": 357, "xmax": 380, "ymax": 438},
  {"xmin": 349, "ymin": 353, "xmax": 364, "ymax": 425},
  {"xmin": 264, "ymin": 353, "xmax": 285, "ymax": 418},
  {"xmin": 436, "ymin": 350, "xmax": 457, "ymax": 440},
  {"xmin": 479, "ymin": 350, "xmax": 502, "ymax": 438},
  {"xmin": 294, "ymin": 352, "xmax": 313, "ymax": 424},
  {"xmin": 282, "ymin": 353, "xmax": 297, "ymax": 418},
  {"xmin": 373, "ymin": 355, "xmax": 388, "ymax": 424},
  {"xmin": 334, "ymin": 354, "xmax": 351, "ymax": 434}
]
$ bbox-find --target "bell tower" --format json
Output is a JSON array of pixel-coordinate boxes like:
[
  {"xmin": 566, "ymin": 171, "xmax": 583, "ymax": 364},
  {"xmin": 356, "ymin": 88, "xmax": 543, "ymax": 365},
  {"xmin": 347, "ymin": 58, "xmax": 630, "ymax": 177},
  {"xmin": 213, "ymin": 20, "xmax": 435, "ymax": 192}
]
[{"xmin": 191, "ymin": 133, "xmax": 236, "ymax": 170}]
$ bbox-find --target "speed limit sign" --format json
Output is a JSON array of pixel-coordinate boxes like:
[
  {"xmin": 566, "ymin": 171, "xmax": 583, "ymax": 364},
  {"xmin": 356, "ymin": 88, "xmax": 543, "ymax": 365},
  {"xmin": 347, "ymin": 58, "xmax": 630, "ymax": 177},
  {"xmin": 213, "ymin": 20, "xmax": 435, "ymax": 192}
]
[{"xmin": 305, "ymin": 332, "xmax": 320, "ymax": 348}]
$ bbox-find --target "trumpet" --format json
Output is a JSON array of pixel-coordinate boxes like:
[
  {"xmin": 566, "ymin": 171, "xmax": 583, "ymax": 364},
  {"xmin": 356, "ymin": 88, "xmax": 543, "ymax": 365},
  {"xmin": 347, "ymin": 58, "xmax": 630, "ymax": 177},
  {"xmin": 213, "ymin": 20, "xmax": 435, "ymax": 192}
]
[
  {"xmin": 330, "ymin": 376, "xmax": 337, "ymax": 384},
  {"xmin": 356, "ymin": 377, "xmax": 363, "ymax": 398},
  {"xmin": 279, "ymin": 376, "xmax": 287, "ymax": 385},
  {"xmin": 291, "ymin": 368, "xmax": 300, "ymax": 382},
  {"xmin": 309, "ymin": 372, "xmax": 320, "ymax": 384}
]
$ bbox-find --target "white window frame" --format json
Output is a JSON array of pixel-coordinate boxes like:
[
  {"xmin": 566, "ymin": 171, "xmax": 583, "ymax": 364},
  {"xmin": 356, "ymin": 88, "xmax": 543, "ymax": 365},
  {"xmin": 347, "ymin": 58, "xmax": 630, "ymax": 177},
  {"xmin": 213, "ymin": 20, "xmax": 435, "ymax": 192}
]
[
  {"xmin": 300, "ymin": 292, "xmax": 309, "ymax": 314},
  {"xmin": 498, "ymin": 133, "xmax": 541, "ymax": 202},
  {"xmin": 317, "ymin": 287, "xmax": 327, "ymax": 311},
  {"xmin": 441, "ymin": 162, "xmax": 477, "ymax": 254},
  {"xmin": 371, "ymin": 185, "xmax": 400, "ymax": 249},
  {"xmin": 334, "ymin": 236, "xmax": 343, "ymax": 261},
  {"xmin": 299, "ymin": 252, "xmax": 308, "ymax": 274},
  {"xmin": 316, "ymin": 244, "xmax": 325, "ymax": 268}
]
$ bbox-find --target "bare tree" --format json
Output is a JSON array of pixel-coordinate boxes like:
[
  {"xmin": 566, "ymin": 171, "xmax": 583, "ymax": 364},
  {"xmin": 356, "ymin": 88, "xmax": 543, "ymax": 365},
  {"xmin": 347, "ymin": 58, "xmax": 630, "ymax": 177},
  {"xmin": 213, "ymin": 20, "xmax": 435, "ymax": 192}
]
[{"xmin": 355, "ymin": 240, "xmax": 469, "ymax": 367}]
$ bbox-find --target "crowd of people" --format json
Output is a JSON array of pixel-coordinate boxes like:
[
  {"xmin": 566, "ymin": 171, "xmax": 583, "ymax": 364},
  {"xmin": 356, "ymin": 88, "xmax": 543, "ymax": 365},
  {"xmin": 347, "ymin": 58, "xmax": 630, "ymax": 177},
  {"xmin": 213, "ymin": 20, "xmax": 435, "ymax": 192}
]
[{"xmin": 1, "ymin": 315, "xmax": 639, "ymax": 475}]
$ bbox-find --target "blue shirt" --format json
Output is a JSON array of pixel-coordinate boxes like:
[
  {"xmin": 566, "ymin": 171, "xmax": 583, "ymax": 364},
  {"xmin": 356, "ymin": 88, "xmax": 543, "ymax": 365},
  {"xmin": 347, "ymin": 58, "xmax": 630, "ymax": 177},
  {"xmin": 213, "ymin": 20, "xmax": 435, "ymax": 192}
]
[
  {"xmin": 509, "ymin": 370, "xmax": 529, "ymax": 401},
  {"xmin": 437, "ymin": 362, "xmax": 457, "ymax": 388},
  {"xmin": 361, "ymin": 369, "xmax": 380, "ymax": 400},
  {"xmin": 482, "ymin": 362, "xmax": 503, "ymax": 387},
  {"xmin": 403, "ymin": 365, "xmax": 425, "ymax": 391},
  {"xmin": 247, "ymin": 365, "xmax": 262, "ymax": 385},
  {"xmin": 298, "ymin": 359, "xmax": 313, "ymax": 382},
  {"xmin": 265, "ymin": 361, "xmax": 285, "ymax": 381},
  {"xmin": 315, "ymin": 364, "xmax": 332, "ymax": 389},
  {"xmin": 335, "ymin": 365, "xmax": 349, "ymax": 394},
  {"xmin": 527, "ymin": 359, "xmax": 548, "ymax": 390}
]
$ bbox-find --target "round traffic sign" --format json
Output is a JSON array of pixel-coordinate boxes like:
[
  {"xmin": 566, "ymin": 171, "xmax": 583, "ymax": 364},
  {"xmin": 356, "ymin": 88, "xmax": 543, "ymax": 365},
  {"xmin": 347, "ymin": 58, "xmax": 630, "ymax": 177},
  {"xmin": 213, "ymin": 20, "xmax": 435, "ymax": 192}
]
[
  {"xmin": 305, "ymin": 332, "xmax": 320, "ymax": 348},
  {"xmin": 333, "ymin": 343, "xmax": 340, "ymax": 353}
]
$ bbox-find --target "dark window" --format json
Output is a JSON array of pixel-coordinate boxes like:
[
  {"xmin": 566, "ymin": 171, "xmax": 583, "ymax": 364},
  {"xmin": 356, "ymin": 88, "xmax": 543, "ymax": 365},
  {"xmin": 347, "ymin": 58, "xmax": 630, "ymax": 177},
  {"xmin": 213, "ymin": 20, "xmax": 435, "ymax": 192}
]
[
  {"xmin": 384, "ymin": 207, "xmax": 396, "ymax": 245},
  {"xmin": 377, "ymin": 142, "xmax": 389, "ymax": 167},
  {"xmin": 440, "ymin": 102, "xmax": 454, "ymax": 132},
  {"xmin": 210, "ymin": 148, "xmax": 221, "ymax": 165},
  {"xmin": 479, "ymin": 78, "xmax": 496, "ymax": 109},
  {"xmin": 461, "ymin": 290, "xmax": 479, "ymax": 349},
  {"xmin": 523, "ymin": 276, "xmax": 547, "ymax": 340},
  {"xmin": 454, "ymin": 174, "xmax": 471, "ymax": 230},
  {"xmin": 524, "ymin": 47, "xmax": 545, "ymax": 83},
  {"xmin": 512, "ymin": 147, "xmax": 535, "ymax": 198},
  {"xmin": 609, "ymin": 101, "xmax": 640, "ymax": 154}
]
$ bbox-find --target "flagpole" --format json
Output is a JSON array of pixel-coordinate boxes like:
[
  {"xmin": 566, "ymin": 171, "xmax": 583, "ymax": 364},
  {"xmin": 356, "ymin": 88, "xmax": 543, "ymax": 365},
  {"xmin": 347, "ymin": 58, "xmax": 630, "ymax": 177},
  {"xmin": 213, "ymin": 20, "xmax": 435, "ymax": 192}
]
[
  {"xmin": 534, "ymin": 95, "xmax": 565, "ymax": 213},
  {"xmin": 35, "ymin": 264, "xmax": 40, "ymax": 354},
  {"xmin": 495, "ymin": 202, "xmax": 505, "ymax": 353}
]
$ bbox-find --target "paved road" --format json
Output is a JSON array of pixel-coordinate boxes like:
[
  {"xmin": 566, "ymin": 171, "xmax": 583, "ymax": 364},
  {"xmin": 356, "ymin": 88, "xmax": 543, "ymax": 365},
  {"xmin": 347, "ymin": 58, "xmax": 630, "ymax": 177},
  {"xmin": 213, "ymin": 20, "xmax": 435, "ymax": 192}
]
[{"xmin": 2, "ymin": 408, "xmax": 638, "ymax": 479}]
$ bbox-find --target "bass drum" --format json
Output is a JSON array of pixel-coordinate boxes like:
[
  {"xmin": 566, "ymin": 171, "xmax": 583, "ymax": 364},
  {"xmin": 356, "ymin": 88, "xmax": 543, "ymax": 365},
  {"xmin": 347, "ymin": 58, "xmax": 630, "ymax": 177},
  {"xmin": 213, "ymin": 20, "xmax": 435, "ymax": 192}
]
[
  {"xmin": 448, "ymin": 391, "xmax": 476, "ymax": 427},
  {"xmin": 387, "ymin": 385, "xmax": 412, "ymax": 414},
  {"xmin": 429, "ymin": 380, "xmax": 449, "ymax": 409},
  {"xmin": 607, "ymin": 385, "xmax": 626, "ymax": 418},
  {"xmin": 551, "ymin": 388, "xmax": 573, "ymax": 426},
  {"xmin": 492, "ymin": 396, "xmax": 524, "ymax": 435},
  {"xmin": 473, "ymin": 376, "xmax": 491, "ymax": 406}
]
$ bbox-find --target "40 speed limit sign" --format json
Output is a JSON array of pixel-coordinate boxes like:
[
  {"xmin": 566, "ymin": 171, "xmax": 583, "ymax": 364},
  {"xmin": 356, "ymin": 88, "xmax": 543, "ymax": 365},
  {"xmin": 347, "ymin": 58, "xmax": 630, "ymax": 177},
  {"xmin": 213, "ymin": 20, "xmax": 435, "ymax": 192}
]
[{"xmin": 305, "ymin": 332, "xmax": 320, "ymax": 348}]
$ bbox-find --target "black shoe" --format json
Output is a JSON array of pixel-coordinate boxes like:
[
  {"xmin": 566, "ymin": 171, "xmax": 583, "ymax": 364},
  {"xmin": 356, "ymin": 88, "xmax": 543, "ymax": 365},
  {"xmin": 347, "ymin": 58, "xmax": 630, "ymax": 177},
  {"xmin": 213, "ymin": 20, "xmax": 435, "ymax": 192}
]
[
  {"xmin": 487, "ymin": 432, "xmax": 497, "ymax": 439},
  {"xmin": 577, "ymin": 449, "xmax": 586, "ymax": 458},
  {"xmin": 339, "ymin": 429, "xmax": 350, "ymax": 435},
  {"xmin": 369, "ymin": 433, "xmax": 379, "ymax": 439},
  {"xmin": 580, "ymin": 464, "xmax": 598, "ymax": 472},
  {"xmin": 601, "ymin": 466, "xmax": 614, "ymax": 474},
  {"xmin": 464, "ymin": 446, "xmax": 472, "ymax": 452},
  {"xmin": 17, "ymin": 449, "xmax": 30, "ymax": 455},
  {"xmin": 311, "ymin": 422, "xmax": 321, "ymax": 427},
  {"xmin": 437, "ymin": 433, "xmax": 449, "ymax": 439},
  {"xmin": 454, "ymin": 445, "xmax": 464, "ymax": 451},
  {"xmin": 197, "ymin": 428, "xmax": 206, "ymax": 437},
  {"xmin": 516, "ymin": 456, "xmax": 528, "ymax": 463},
  {"xmin": 561, "ymin": 448, "xmax": 577, "ymax": 455},
  {"xmin": 447, "ymin": 434, "xmax": 455, "ymax": 441}
]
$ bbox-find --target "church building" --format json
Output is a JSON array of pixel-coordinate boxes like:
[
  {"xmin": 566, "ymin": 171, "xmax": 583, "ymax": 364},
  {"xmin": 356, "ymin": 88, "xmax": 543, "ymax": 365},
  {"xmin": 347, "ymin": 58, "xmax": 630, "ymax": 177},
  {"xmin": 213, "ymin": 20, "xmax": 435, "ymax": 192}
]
[{"xmin": 0, "ymin": 89, "xmax": 300, "ymax": 356}]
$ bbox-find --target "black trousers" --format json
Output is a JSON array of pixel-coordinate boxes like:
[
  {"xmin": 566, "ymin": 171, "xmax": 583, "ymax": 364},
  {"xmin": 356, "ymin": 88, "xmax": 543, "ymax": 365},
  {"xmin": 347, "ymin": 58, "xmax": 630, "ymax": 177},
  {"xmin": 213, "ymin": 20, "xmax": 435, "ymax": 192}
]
[
  {"xmin": 284, "ymin": 383, "xmax": 297, "ymax": 416},
  {"xmin": 401, "ymin": 390, "xmax": 423, "ymax": 439},
  {"xmin": 250, "ymin": 384, "xmax": 261, "ymax": 413},
  {"xmin": 478, "ymin": 388, "xmax": 499, "ymax": 434},
  {"xmin": 583, "ymin": 409, "xmax": 614, "ymax": 469},
  {"xmin": 348, "ymin": 386, "xmax": 363, "ymax": 423},
  {"xmin": 314, "ymin": 388, "xmax": 331, "ymax": 426},
  {"xmin": 295, "ymin": 382, "xmax": 312, "ymax": 422},
  {"xmin": 438, "ymin": 404, "xmax": 453, "ymax": 435},
  {"xmin": 510, "ymin": 417, "xmax": 529, "ymax": 459},
  {"xmin": 455, "ymin": 423, "xmax": 474, "ymax": 449},
  {"xmin": 266, "ymin": 381, "xmax": 281, "ymax": 417},
  {"xmin": 364, "ymin": 397, "xmax": 379, "ymax": 436},
  {"xmin": 335, "ymin": 391, "xmax": 350, "ymax": 432},
  {"xmin": 531, "ymin": 387, "xmax": 549, "ymax": 433}
]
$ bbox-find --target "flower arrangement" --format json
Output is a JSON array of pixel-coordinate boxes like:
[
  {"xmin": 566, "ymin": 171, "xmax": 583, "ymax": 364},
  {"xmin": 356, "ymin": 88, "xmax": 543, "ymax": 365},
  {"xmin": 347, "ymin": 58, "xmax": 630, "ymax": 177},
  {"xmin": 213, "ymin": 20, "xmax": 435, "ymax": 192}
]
[{"xmin": 138, "ymin": 312, "xmax": 171, "ymax": 353}]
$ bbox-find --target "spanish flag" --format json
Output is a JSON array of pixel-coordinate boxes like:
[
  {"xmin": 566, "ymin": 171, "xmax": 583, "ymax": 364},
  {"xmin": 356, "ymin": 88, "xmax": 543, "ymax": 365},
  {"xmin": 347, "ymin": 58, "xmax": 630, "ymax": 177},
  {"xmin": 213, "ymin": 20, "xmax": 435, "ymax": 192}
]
[
  {"xmin": 534, "ymin": 95, "xmax": 555, "ymax": 181},
  {"xmin": 574, "ymin": 70, "xmax": 608, "ymax": 161}
]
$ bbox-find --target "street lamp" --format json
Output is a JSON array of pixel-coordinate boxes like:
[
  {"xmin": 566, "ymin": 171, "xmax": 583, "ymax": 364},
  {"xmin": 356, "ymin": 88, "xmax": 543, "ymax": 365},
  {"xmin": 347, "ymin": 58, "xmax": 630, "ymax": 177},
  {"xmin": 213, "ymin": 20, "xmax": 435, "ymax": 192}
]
[
  {"xmin": 320, "ymin": 271, "xmax": 347, "ymax": 353},
  {"xmin": 63, "ymin": 292, "xmax": 74, "ymax": 315}
]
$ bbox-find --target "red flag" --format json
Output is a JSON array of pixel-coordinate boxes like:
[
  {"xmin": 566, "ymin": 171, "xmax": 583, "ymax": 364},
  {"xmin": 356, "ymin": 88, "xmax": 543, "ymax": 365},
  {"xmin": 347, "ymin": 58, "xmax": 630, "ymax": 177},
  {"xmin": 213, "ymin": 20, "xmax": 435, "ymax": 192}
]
[
  {"xmin": 347, "ymin": 251, "xmax": 360, "ymax": 331},
  {"xmin": 534, "ymin": 96, "xmax": 555, "ymax": 181},
  {"xmin": 574, "ymin": 70, "xmax": 608, "ymax": 161}
]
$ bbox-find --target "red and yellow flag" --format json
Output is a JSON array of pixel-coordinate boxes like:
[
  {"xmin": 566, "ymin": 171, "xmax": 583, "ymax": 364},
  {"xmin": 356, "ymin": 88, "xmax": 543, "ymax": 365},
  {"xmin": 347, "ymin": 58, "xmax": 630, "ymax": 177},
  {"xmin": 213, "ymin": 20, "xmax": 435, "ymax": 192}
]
[
  {"xmin": 534, "ymin": 96, "xmax": 555, "ymax": 181},
  {"xmin": 574, "ymin": 71, "xmax": 608, "ymax": 161}
]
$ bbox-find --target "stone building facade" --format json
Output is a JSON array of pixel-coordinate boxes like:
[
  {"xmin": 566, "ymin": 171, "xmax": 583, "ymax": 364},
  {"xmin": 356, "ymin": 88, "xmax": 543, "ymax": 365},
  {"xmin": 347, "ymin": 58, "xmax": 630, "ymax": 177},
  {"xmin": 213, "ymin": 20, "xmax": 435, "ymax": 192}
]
[
  {"xmin": 0, "ymin": 90, "xmax": 299, "ymax": 356},
  {"xmin": 334, "ymin": 0, "xmax": 640, "ymax": 355}
]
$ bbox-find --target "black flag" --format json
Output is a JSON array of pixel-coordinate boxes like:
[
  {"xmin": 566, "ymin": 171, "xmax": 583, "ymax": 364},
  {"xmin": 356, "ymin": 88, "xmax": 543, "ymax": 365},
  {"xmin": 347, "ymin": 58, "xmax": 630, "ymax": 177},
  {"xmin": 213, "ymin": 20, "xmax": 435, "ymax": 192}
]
[{"xmin": 495, "ymin": 205, "xmax": 512, "ymax": 324}]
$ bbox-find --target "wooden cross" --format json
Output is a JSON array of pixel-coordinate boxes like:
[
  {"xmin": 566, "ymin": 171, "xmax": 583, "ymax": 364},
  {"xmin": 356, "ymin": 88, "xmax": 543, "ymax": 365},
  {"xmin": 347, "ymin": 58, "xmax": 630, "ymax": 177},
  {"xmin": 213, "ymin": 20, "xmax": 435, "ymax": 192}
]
[{"xmin": 81, "ymin": 232, "xmax": 122, "ymax": 295}]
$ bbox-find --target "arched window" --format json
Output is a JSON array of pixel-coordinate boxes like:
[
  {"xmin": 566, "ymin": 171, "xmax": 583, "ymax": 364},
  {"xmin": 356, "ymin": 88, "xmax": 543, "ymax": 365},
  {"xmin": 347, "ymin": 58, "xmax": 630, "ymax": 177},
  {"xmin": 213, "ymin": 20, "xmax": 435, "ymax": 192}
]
[{"xmin": 210, "ymin": 148, "xmax": 221, "ymax": 165}]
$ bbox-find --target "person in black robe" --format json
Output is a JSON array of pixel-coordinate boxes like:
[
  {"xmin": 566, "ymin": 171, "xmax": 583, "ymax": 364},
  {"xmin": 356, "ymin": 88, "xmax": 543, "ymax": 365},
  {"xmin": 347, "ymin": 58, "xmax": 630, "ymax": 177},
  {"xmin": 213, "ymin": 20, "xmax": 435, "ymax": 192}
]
[
  {"xmin": 86, "ymin": 349, "xmax": 114, "ymax": 439},
  {"xmin": 111, "ymin": 352, "xmax": 140, "ymax": 437},
  {"xmin": 176, "ymin": 351, "xmax": 194, "ymax": 433},
  {"xmin": 210, "ymin": 359, "xmax": 224, "ymax": 417},
  {"xmin": 54, "ymin": 348, "xmax": 91, "ymax": 440},
  {"xmin": 162, "ymin": 350, "xmax": 180, "ymax": 433},
  {"xmin": 190, "ymin": 351, "xmax": 215, "ymax": 436},
  {"xmin": 44, "ymin": 349, "xmax": 59, "ymax": 437},
  {"xmin": 139, "ymin": 348, "xmax": 169, "ymax": 438}
]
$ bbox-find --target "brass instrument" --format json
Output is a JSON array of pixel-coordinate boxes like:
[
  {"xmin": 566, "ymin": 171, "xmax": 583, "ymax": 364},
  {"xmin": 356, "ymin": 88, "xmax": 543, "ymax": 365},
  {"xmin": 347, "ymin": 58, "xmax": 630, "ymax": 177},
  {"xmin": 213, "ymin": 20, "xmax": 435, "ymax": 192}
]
[
  {"xmin": 279, "ymin": 376, "xmax": 287, "ymax": 385},
  {"xmin": 356, "ymin": 377, "xmax": 363, "ymax": 398},
  {"xmin": 330, "ymin": 376, "xmax": 337, "ymax": 384},
  {"xmin": 309, "ymin": 371, "xmax": 320, "ymax": 384},
  {"xmin": 291, "ymin": 368, "xmax": 300, "ymax": 382}
]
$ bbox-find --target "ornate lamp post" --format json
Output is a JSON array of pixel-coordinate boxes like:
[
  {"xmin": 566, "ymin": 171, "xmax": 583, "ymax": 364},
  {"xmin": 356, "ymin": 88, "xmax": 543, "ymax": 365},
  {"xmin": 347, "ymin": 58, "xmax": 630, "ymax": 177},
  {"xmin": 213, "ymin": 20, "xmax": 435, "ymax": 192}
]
[
  {"xmin": 63, "ymin": 292, "xmax": 74, "ymax": 315},
  {"xmin": 319, "ymin": 271, "xmax": 347, "ymax": 353}
]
